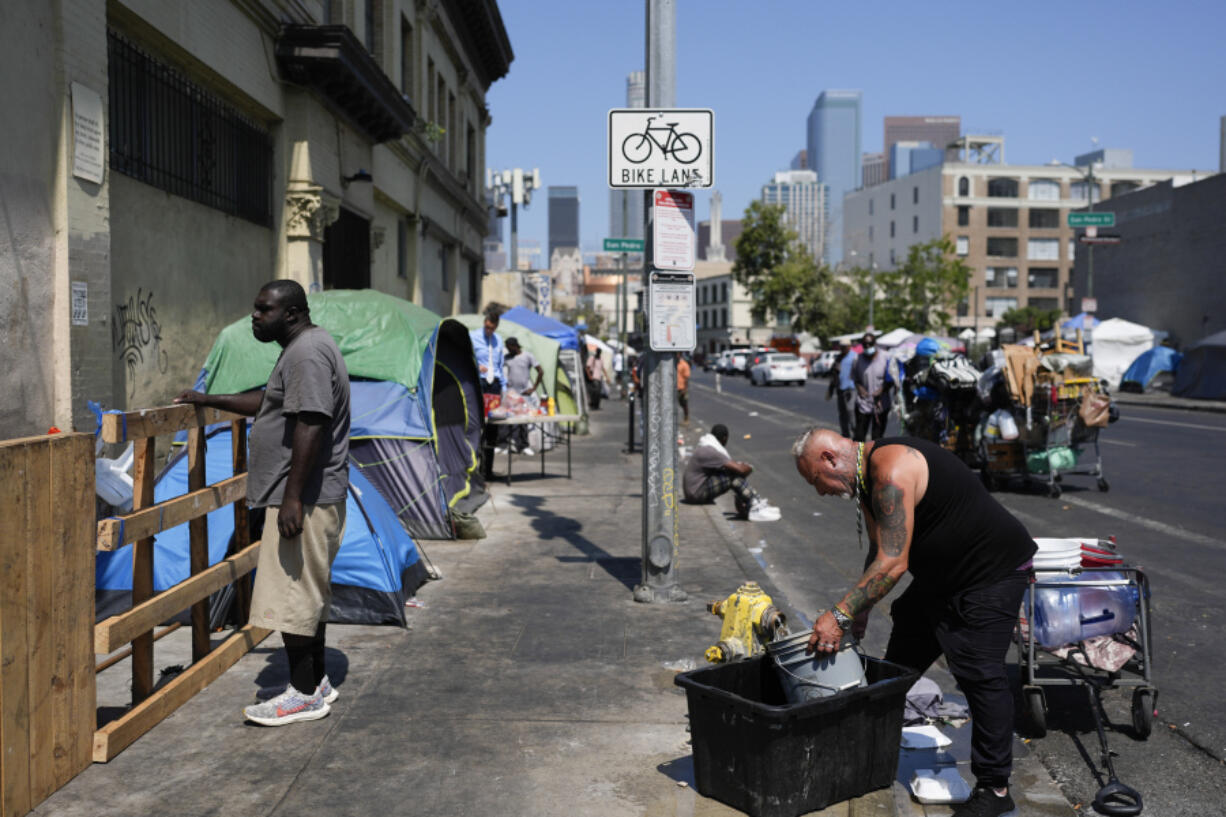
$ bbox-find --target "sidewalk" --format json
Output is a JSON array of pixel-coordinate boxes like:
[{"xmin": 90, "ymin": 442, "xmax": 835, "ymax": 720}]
[{"xmin": 37, "ymin": 406, "xmax": 1072, "ymax": 817}]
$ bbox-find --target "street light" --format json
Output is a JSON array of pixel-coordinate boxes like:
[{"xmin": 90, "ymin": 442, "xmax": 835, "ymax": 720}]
[{"xmin": 1049, "ymin": 158, "xmax": 1103, "ymax": 310}]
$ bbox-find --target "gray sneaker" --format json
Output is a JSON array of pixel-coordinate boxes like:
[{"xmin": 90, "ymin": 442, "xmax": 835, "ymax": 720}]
[
  {"xmin": 243, "ymin": 686, "xmax": 330, "ymax": 726},
  {"xmin": 317, "ymin": 675, "xmax": 339, "ymax": 704}
]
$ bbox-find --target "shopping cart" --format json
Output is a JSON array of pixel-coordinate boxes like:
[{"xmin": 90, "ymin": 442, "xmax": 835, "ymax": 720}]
[
  {"xmin": 1023, "ymin": 377, "xmax": 1110, "ymax": 498},
  {"xmin": 1016, "ymin": 560, "xmax": 1156, "ymax": 815}
]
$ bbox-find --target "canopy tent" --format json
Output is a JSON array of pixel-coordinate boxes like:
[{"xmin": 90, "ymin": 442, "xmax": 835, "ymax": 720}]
[
  {"xmin": 1120, "ymin": 346, "xmax": 1182, "ymax": 393},
  {"xmin": 196, "ymin": 289, "xmax": 485, "ymax": 539},
  {"xmin": 1063, "ymin": 313, "xmax": 1100, "ymax": 331},
  {"xmin": 875, "ymin": 327, "xmax": 915, "ymax": 348},
  {"xmin": 455, "ymin": 313, "xmax": 580, "ymax": 416},
  {"xmin": 500, "ymin": 306, "xmax": 580, "ymax": 350},
  {"xmin": 97, "ymin": 428, "xmax": 428, "ymax": 625},
  {"xmin": 1172, "ymin": 330, "xmax": 1226, "ymax": 400},
  {"xmin": 1091, "ymin": 317, "xmax": 1154, "ymax": 388}
]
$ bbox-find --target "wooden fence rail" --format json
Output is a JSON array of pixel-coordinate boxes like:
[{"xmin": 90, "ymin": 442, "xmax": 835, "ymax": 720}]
[
  {"xmin": 92, "ymin": 405, "xmax": 267, "ymax": 763},
  {"xmin": 0, "ymin": 433, "xmax": 94, "ymax": 817}
]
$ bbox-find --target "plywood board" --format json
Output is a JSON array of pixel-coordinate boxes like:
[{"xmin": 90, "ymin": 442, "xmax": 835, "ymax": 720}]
[
  {"xmin": 0, "ymin": 442, "xmax": 32, "ymax": 817},
  {"xmin": 24, "ymin": 441, "xmax": 54, "ymax": 804},
  {"xmin": 92, "ymin": 624, "xmax": 271, "ymax": 762}
]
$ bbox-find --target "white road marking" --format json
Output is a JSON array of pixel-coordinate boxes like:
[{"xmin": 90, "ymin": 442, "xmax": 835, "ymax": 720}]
[
  {"xmin": 692, "ymin": 382, "xmax": 835, "ymax": 429},
  {"xmin": 1059, "ymin": 495, "xmax": 1220, "ymax": 548},
  {"xmin": 1099, "ymin": 438, "xmax": 1137, "ymax": 447},
  {"xmin": 1123, "ymin": 416, "xmax": 1225, "ymax": 432}
]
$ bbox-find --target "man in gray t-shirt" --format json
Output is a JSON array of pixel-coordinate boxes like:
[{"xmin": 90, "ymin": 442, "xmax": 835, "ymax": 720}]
[
  {"xmin": 503, "ymin": 337, "xmax": 543, "ymax": 395},
  {"xmin": 681, "ymin": 424, "xmax": 780, "ymax": 522},
  {"xmin": 175, "ymin": 280, "xmax": 350, "ymax": 726}
]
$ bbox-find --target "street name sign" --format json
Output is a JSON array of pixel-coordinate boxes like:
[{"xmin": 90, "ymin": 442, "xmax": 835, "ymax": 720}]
[
  {"xmin": 608, "ymin": 108, "xmax": 714, "ymax": 188},
  {"xmin": 1078, "ymin": 234, "xmax": 1121, "ymax": 245},
  {"xmin": 648, "ymin": 271, "xmax": 696, "ymax": 352},
  {"xmin": 1069, "ymin": 212, "xmax": 1115, "ymax": 228},
  {"xmin": 1081, "ymin": 298, "xmax": 1098, "ymax": 314},
  {"xmin": 603, "ymin": 237, "xmax": 645, "ymax": 253},
  {"xmin": 652, "ymin": 190, "xmax": 696, "ymax": 271}
]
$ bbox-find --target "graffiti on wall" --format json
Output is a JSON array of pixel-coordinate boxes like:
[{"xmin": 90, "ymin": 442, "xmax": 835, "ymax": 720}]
[{"xmin": 113, "ymin": 288, "xmax": 168, "ymax": 396}]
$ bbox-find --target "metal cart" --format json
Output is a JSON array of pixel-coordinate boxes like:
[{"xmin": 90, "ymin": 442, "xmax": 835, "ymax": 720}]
[
  {"xmin": 1024, "ymin": 377, "xmax": 1109, "ymax": 498},
  {"xmin": 1016, "ymin": 564, "xmax": 1157, "ymax": 740}
]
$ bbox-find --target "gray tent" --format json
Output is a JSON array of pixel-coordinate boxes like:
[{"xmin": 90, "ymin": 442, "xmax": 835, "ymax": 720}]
[{"xmin": 1172, "ymin": 330, "xmax": 1226, "ymax": 400}]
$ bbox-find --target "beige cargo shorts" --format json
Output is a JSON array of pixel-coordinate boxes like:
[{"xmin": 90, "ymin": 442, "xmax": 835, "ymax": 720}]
[{"xmin": 249, "ymin": 502, "xmax": 346, "ymax": 636}]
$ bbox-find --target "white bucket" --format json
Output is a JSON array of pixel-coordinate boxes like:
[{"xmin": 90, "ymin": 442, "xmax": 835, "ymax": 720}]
[{"xmin": 765, "ymin": 631, "xmax": 867, "ymax": 703}]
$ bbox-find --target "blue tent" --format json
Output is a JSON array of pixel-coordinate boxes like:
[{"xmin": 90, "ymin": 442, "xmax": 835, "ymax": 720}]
[
  {"xmin": 97, "ymin": 428, "xmax": 428, "ymax": 626},
  {"xmin": 1121, "ymin": 346, "xmax": 1182, "ymax": 392},
  {"xmin": 1062, "ymin": 312, "xmax": 1100, "ymax": 331},
  {"xmin": 501, "ymin": 305, "xmax": 580, "ymax": 350}
]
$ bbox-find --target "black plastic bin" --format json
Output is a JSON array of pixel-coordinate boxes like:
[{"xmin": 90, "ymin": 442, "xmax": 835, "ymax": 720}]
[{"xmin": 674, "ymin": 653, "xmax": 917, "ymax": 817}]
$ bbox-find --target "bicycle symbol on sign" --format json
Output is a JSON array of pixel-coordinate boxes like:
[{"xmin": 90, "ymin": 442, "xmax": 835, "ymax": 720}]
[{"xmin": 621, "ymin": 114, "xmax": 703, "ymax": 165}]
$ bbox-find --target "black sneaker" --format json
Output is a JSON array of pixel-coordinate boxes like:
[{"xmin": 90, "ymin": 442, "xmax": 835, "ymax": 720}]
[{"xmin": 951, "ymin": 786, "xmax": 1016, "ymax": 817}]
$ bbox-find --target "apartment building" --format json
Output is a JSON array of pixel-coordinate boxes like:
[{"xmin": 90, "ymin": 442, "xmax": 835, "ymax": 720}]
[
  {"xmin": 693, "ymin": 260, "xmax": 780, "ymax": 356},
  {"xmin": 843, "ymin": 149, "xmax": 1209, "ymax": 330},
  {"xmin": 2, "ymin": 0, "xmax": 511, "ymax": 435}
]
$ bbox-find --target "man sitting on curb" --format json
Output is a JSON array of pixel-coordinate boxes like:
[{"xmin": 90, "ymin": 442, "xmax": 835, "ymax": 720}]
[{"xmin": 682, "ymin": 424, "xmax": 781, "ymax": 521}]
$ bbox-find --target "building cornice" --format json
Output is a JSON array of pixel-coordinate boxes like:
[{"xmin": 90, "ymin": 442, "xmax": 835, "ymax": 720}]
[{"xmin": 440, "ymin": 0, "xmax": 513, "ymax": 89}]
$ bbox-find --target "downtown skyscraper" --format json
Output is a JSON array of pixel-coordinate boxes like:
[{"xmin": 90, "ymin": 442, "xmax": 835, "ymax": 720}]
[
  {"xmin": 761, "ymin": 170, "xmax": 825, "ymax": 263},
  {"xmin": 548, "ymin": 186, "xmax": 580, "ymax": 263},
  {"xmin": 806, "ymin": 90, "xmax": 862, "ymax": 266}
]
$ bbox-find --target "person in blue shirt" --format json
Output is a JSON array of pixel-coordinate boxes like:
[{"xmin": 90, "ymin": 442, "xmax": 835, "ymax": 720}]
[
  {"xmin": 470, "ymin": 305, "xmax": 505, "ymax": 479},
  {"xmin": 825, "ymin": 341, "xmax": 857, "ymax": 438}
]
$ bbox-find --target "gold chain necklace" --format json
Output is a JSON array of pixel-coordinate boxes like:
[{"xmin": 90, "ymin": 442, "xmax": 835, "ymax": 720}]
[{"xmin": 855, "ymin": 442, "xmax": 866, "ymax": 549}]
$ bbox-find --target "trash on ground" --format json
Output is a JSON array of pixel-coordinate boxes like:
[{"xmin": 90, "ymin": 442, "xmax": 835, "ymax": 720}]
[
  {"xmin": 748, "ymin": 547, "xmax": 763, "ymax": 554},
  {"xmin": 748, "ymin": 411, "xmax": 759, "ymax": 417},
  {"xmin": 900, "ymin": 724, "xmax": 953, "ymax": 749},
  {"xmin": 663, "ymin": 657, "xmax": 697, "ymax": 672},
  {"xmin": 405, "ymin": 596, "xmax": 424, "ymax": 608},
  {"xmin": 910, "ymin": 767, "xmax": 971, "ymax": 804},
  {"xmin": 743, "ymin": 434, "xmax": 752, "ymax": 439}
]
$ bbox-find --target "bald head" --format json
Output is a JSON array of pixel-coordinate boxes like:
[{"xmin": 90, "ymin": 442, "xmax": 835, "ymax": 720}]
[{"xmin": 793, "ymin": 427, "xmax": 857, "ymax": 498}]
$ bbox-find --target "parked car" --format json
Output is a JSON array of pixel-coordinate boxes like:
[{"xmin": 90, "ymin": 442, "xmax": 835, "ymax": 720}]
[
  {"xmin": 811, "ymin": 349, "xmax": 840, "ymax": 377},
  {"xmin": 750, "ymin": 353, "xmax": 808, "ymax": 386}
]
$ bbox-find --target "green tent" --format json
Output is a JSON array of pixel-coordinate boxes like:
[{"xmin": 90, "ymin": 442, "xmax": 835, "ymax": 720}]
[{"xmin": 454, "ymin": 313, "xmax": 579, "ymax": 416}]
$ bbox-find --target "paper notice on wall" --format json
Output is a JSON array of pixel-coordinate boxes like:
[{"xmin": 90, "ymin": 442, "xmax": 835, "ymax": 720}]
[
  {"xmin": 71, "ymin": 82, "xmax": 105, "ymax": 184},
  {"xmin": 71, "ymin": 281, "xmax": 89, "ymax": 326}
]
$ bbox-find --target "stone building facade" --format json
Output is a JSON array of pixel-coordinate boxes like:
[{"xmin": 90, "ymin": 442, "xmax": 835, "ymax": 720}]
[{"xmin": 1, "ymin": 0, "xmax": 511, "ymax": 436}]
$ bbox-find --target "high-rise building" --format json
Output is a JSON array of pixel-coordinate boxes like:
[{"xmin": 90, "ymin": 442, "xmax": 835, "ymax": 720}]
[
  {"xmin": 790, "ymin": 149, "xmax": 807, "ymax": 170},
  {"xmin": 889, "ymin": 141, "xmax": 943, "ymax": 179},
  {"xmin": 806, "ymin": 90, "xmax": 862, "ymax": 266},
  {"xmin": 761, "ymin": 169, "xmax": 826, "ymax": 262},
  {"xmin": 548, "ymin": 186, "xmax": 579, "ymax": 261},
  {"xmin": 609, "ymin": 71, "xmax": 646, "ymax": 252},
  {"xmin": 883, "ymin": 115, "xmax": 961, "ymax": 178},
  {"xmin": 862, "ymin": 152, "xmax": 886, "ymax": 188}
]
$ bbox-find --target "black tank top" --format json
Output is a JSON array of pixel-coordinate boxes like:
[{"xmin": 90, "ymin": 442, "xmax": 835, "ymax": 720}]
[{"xmin": 863, "ymin": 437, "xmax": 1036, "ymax": 595}]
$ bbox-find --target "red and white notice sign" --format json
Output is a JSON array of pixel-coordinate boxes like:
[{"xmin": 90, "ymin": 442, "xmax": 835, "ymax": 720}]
[{"xmin": 652, "ymin": 190, "xmax": 695, "ymax": 271}]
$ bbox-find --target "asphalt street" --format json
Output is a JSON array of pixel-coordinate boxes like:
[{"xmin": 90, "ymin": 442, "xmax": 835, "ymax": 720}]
[{"xmin": 677, "ymin": 368, "xmax": 1225, "ymax": 817}]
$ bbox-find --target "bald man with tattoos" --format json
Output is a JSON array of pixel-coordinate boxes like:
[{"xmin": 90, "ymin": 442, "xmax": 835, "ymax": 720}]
[{"xmin": 792, "ymin": 429, "xmax": 1036, "ymax": 817}]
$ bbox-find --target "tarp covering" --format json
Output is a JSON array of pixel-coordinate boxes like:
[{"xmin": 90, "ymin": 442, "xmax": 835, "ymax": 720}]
[
  {"xmin": 1172, "ymin": 330, "xmax": 1226, "ymax": 400},
  {"xmin": 876, "ymin": 327, "xmax": 915, "ymax": 348},
  {"xmin": 500, "ymin": 305, "xmax": 580, "ymax": 350},
  {"xmin": 1092, "ymin": 318, "xmax": 1154, "ymax": 388},
  {"xmin": 1121, "ymin": 346, "xmax": 1182, "ymax": 392},
  {"xmin": 1063, "ymin": 312, "xmax": 1100, "ymax": 331},
  {"xmin": 96, "ymin": 428, "xmax": 428, "ymax": 625}
]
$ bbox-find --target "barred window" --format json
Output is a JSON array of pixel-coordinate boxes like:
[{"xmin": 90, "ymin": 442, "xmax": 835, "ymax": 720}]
[{"xmin": 108, "ymin": 31, "xmax": 273, "ymax": 227}]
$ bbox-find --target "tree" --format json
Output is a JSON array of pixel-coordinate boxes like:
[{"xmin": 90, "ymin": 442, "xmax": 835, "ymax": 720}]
[
  {"xmin": 996, "ymin": 305, "xmax": 1062, "ymax": 336},
  {"xmin": 732, "ymin": 201, "xmax": 839, "ymax": 340},
  {"xmin": 872, "ymin": 237, "xmax": 971, "ymax": 333},
  {"xmin": 732, "ymin": 201, "xmax": 795, "ymax": 324}
]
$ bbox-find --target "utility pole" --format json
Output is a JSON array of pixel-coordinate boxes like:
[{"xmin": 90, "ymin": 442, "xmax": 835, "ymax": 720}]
[
  {"xmin": 634, "ymin": 0, "xmax": 686, "ymax": 603},
  {"xmin": 1085, "ymin": 162, "xmax": 1096, "ymax": 304}
]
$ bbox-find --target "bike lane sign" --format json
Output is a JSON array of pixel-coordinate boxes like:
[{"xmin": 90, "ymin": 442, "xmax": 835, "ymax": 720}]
[{"xmin": 608, "ymin": 108, "xmax": 713, "ymax": 189}]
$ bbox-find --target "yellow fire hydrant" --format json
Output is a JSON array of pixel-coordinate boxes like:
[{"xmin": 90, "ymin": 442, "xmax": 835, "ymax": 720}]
[{"xmin": 705, "ymin": 581, "xmax": 788, "ymax": 663}]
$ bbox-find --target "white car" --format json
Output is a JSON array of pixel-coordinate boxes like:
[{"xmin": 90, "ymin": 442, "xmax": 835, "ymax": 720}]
[
  {"xmin": 729, "ymin": 349, "xmax": 750, "ymax": 374},
  {"xmin": 811, "ymin": 349, "xmax": 840, "ymax": 376},
  {"xmin": 750, "ymin": 353, "xmax": 807, "ymax": 386}
]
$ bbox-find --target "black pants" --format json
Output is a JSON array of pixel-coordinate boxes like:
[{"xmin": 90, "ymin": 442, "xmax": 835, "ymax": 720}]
[
  {"xmin": 837, "ymin": 388, "xmax": 854, "ymax": 437},
  {"xmin": 481, "ymin": 381, "xmax": 502, "ymax": 477},
  {"xmin": 853, "ymin": 406, "xmax": 887, "ymax": 441},
  {"xmin": 884, "ymin": 570, "xmax": 1028, "ymax": 789}
]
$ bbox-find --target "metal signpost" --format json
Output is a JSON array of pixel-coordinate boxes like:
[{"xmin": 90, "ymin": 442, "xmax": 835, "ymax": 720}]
[{"xmin": 605, "ymin": 0, "xmax": 715, "ymax": 603}]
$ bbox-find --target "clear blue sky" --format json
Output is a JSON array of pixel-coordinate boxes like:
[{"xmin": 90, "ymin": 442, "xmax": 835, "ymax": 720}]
[{"xmin": 485, "ymin": 0, "xmax": 1225, "ymax": 263}]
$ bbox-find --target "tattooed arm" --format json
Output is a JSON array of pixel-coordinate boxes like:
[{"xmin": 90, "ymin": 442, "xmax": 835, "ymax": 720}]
[{"xmin": 809, "ymin": 448, "xmax": 922, "ymax": 654}]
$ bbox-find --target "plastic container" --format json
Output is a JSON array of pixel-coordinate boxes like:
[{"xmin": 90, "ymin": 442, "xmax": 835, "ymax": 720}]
[
  {"xmin": 674, "ymin": 654, "xmax": 918, "ymax": 817},
  {"xmin": 765, "ymin": 631, "xmax": 865, "ymax": 703},
  {"xmin": 1030, "ymin": 571, "xmax": 1139, "ymax": 648}
]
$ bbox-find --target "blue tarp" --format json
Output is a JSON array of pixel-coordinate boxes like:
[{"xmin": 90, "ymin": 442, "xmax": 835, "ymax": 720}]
[
  {"xmin": 1062, "ymin": 312, "xmax": 1100, "ymax": 330},
  {"xmin": 1121, "ymin": 346, "xmax": 1182, "ymax": 391},
  {"xmin": 97, "ymin": 428, "xmax": 427, "ymax": 626},
  {"xmin": 500, "ymin": 306, "xmax": 580, "ymax": 350}
]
